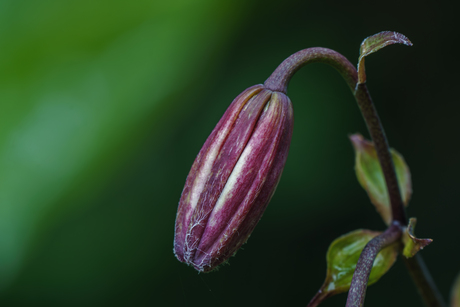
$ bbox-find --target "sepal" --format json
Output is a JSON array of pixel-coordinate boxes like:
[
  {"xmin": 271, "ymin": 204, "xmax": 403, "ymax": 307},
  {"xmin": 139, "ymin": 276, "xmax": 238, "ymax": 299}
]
[{"xmin": 402, "ymin": 217, "xmax": 433, "ymax": 258}]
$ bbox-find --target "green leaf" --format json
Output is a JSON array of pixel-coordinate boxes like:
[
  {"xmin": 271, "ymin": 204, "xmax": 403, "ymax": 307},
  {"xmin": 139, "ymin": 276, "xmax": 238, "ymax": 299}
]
[
  {"xmin": 307, "ymin": 229, "xmax": 398, "ymax": 307},
  {"xmin": 357, "ymin": 31, "xmax": 412, "ymax": 85},
  {"xmin": 452, "ymin": 272, "xmax": 460, "ymax": 307},
  {"xmin": 402, "ymin": 218, "xmax": 433, "ymax": 258},
  {"xmin": 350, "ymin": 133, "xmax": 412, "ymax": 225}
]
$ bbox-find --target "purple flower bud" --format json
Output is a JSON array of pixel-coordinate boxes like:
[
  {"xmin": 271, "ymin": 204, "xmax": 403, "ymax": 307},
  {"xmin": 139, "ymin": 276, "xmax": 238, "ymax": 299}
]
[{"xmin": 173, "ymin": 84, "xmax": 294, "ymax": 272}]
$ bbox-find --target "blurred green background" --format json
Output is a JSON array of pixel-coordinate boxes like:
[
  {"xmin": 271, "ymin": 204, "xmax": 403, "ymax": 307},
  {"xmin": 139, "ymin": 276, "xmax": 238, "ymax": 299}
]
[{"xmin": 1, "ymin": 0, "xmax": 458, "ymax": 306}]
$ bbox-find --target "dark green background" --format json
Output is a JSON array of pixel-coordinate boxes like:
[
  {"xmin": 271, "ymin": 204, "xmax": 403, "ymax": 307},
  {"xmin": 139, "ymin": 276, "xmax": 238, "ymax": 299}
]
[{"xmin": 1, "ymin": 0, "xmax": 458, "ymax": 306}]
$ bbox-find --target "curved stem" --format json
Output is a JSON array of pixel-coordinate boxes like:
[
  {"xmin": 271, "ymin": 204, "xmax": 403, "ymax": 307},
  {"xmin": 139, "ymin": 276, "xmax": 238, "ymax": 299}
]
[
  {"xmin": 264, "ymin": 47, "xmax": 444, "ymax": 307},
  {"xmin": 345, "ymin": 222, "xmax": 402, "ymax": 307},
  {"xmin": 264, "ymin": 47, "xmax": 357, "ymax": 94},
  {"xmin": 264, "ymin": 47, "xmax": 406, "ymax": 225}
]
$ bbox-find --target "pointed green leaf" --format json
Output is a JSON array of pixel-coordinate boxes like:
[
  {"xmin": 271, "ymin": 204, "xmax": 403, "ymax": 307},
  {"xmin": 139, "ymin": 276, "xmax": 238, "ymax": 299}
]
[
  {"xmin": 350, "ymin": 134, "xmax": 412, "ymax": 225},
  {"xmin": 357, "ymin": 31, "xmax": 412, "ymax": 85},
  {"xmin": 452, "ymin": 272, "xmax": 460, "ymax": 307},
  {"xmin": 307, "ymin": 229, "xmax": 398, "ymax": 307},
  {"xmin": 402, "ymin": 218, "xmax": 433, "ymax": 258}
]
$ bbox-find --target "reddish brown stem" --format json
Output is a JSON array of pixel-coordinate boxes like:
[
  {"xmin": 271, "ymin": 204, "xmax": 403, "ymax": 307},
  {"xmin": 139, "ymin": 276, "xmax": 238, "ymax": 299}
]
[
  {"xmin": 265, "ymin": 47, "xmax": 443, "ymax": 307},
  {"xmin": 264, "ymin": 47, "xmax": 357, "ymax": 94},
  {"xmin": 353, "ymin": 83, "xmax": 407, "ymax": 225},
  {"xmin": 345, "ymin": 222, "xmax": 402, "ymax": 307},
  {"xmin": 306, "ymin": 289, "xmax": 331, "ymax": 307},
  {"xmin": 264, "ymin": 47, "xmax": 406, "ymax": 225}
]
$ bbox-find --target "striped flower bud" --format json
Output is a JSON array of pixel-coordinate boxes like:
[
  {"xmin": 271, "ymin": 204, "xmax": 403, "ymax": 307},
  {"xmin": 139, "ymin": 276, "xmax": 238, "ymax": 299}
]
[{"xmin": 173, "ymin": 84, "xmax": 293, "ymax": 272}]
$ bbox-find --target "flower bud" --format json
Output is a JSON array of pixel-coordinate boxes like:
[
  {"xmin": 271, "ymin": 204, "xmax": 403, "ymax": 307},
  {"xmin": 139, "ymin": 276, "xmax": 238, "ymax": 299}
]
[{"xmin": 174, "ymin": 84, "xmax": 293, "ymax": 272}]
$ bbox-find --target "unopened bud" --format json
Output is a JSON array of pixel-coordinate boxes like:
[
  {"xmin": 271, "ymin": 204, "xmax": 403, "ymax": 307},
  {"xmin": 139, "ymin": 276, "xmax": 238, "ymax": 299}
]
[{"xmin": 174, "ymin": 84, "xmax": 293, "ymax": 272}]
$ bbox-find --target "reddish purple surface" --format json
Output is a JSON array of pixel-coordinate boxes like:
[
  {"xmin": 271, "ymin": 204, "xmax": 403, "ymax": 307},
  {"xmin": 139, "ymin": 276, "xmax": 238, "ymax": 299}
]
[
  {"xmin": 174, "ymin": 84, "xmax": 293, "ymax": 272},
  {"xmin": 173, "ymin": 85, "xmax": 263, "ymax": 262}
]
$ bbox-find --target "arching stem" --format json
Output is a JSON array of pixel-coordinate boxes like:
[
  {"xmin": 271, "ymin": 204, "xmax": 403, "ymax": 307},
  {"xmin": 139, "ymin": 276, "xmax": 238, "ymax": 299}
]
[
  {"xmin": 264, "ymin": 47, "xmax": 443, "ymax": 307},
  {"xmin": 264, "ymin": 47, "xmax": 357, "ymax": 94},
  {"xmin": 264, "ymin": 47, "xmax": 406, "ymax": 225}
]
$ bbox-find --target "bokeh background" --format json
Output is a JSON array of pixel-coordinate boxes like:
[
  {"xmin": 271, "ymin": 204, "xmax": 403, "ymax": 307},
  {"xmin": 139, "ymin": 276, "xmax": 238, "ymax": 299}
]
[{"xmin": 1, "ymin": 0, "xmax": 458, "ymax": 306}]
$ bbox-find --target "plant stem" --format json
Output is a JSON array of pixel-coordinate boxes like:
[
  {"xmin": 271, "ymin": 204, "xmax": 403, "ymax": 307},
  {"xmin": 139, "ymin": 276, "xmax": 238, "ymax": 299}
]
[
  {"xmin": 306, "ymin": 289, "xmax": 331, "ymax": 307},
  {"xmin": 345, "ymin": 222, "xmax": 402, "ymax": 307},
  {"xmin": 402, "ymin": 254, "xmax": 447, "ymax": 307},
  {"xmin": 265, "ymin": 47, "xmax": 445, "ymax": 307},
  {"xmin": 353, "ymin": 83, "xmax": 407, "ymax": 225},
  {"xmin": 264, "ymin": 47, "xmax": 407, "ymax": 225},
  {"xmin": 264, "ymin": 47, "xmax": 357, "ymax": 94}
]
